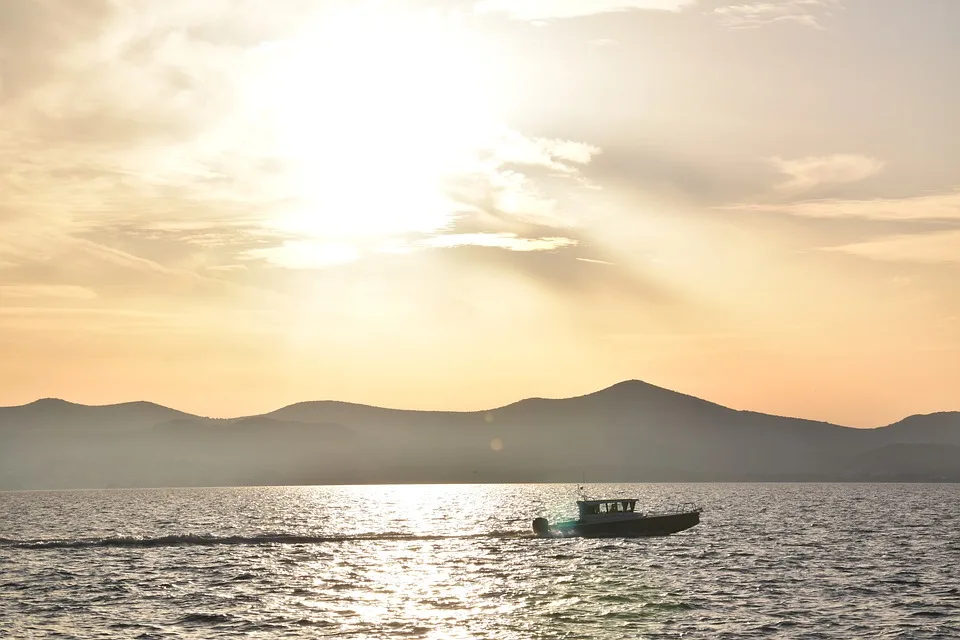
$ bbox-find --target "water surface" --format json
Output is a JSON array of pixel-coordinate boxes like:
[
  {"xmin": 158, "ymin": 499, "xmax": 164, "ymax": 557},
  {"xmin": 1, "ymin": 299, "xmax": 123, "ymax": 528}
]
[{"xmin": 1, "ymin": 483, "xmax": 957, "ymax": 638}]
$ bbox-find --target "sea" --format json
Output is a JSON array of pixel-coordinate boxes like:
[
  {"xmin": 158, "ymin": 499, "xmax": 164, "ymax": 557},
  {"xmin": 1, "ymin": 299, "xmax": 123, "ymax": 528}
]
[{"xmin": 1, "ymin": 483, "xmax": 958, "ymax": 639}]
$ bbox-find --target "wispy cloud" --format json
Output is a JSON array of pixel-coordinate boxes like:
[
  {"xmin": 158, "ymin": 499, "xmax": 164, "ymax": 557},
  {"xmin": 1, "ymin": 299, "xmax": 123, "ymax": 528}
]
[
  {"xmin": 473, "ymin": 0, "xmax": 695, "ymax": 21},
  {"xmin": 771, "ymin": 154, "xmax": 884, "ymax": 193},
  {"xmin": 825, "ymin": 230, "xmax": 960, "ymax": 264},
  {"xmin": 0, "ymin": 285, "xmax": 97, "ymax": 300},
  {"xmin": 246, "ymin": 241, "xmax": 360, "ymax": 269},
  {"xmin": 714, "ymin": 0, "xmax": 843, "ymax": 29},
  {"xmin": 576, "ymin": 257, "xmax": 616, "ymax": 265},
  {"xmin": 731, "ymin": 189, "xmax": 960, "ymax": 220},
  {"xmin": 0, "ymin": 0, "xmax": 957, "ymax": 424},
  {"xmin": 421, "ymin": 233, "xmax": 578, "ymax": 252},
  {"xmin": 495, "ymin": 134, "xmax": 601, "ymax": 173},
  {"xmin": 235, "ymin": 230, "xmax": 581, "ymax": 270},
  {"xmin": 0, "ymin": 0, "xmax": 603, "ymax": 287}
]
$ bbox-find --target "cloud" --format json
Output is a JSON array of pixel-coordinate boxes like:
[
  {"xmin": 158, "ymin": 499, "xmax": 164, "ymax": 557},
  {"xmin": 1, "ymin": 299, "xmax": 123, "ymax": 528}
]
[
  {"xmin": 730, "ymin": 189, "xmax": 960, "ymax": 220},
  {"xmin": 714, "ymin": 0, "xmax": 843, "ymax": 30},
  {"xmin": 0, "ymin": 0, "xmax": 606, "ymax": 291},
  {"xmin": 0, "ymin": 1, "xmax": 274, "ymax": 251},
  {"xmin": 771, "ymin": 154, "xmax": 884, "ymax": 193},
  {"xmin": 0, "ymin": 0, "xmax": 115, "ymax": 103},
  {"xmin": 0, "ymin": 305, "xmax": 255, "ymax": 338},
  {"xmin": 0, "ymin": 285, "xmax": 97, "ymax": 300},
  {"xmin": 245, "ymin": 241, "xmax": 361, "ymax": 269},
  {"xmin": 476, "ymin": 0, "xmax": 842, "ymax": 29},
  {"xmin": 421, "ymin": 233, "xmax": 578, "ymax": 252},
  {"xmin": 75, "ymin": 240, "xmax": 182, "ymax": 277},
  {"xmin": 473, "ymin": 0, "xmax": 695, "ymax": 21},
  {"xmin": 494, "ymin": 133, "xmax": 601, "ymax": 172},
  {"xmin": 0, "ymin": 230, "xmax": 238, "ymax": 300},
  {"xmin": 440, "ymin": 133, "xmax": 601, "ymax": 234},
  {"xmin": 825, "ymin": 230, "xmax": 960, "ymax": 264},
  {"xmin": 576, "ymin": 257, "xmax": 616, "ymax": 265}
]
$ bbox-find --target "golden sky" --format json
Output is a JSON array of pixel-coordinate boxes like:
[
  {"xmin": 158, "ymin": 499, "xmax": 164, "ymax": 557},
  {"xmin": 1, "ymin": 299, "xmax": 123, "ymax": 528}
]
[{"xmin": 1, "ymin": 0, "xmax": 957, "ymax": 427}]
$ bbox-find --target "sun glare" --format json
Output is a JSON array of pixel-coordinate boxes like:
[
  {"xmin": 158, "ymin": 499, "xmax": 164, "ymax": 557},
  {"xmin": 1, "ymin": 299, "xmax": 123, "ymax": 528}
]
[{"xmin": 243, "ymin": 7, "xmax": 498, "ymax": 241}]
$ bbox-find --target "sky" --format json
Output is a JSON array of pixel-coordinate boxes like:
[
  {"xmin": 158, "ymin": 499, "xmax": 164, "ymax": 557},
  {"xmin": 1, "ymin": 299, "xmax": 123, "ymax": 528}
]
[{"xmin": 1, "ymin": 0, "xmax": 957, "ymax": 427}]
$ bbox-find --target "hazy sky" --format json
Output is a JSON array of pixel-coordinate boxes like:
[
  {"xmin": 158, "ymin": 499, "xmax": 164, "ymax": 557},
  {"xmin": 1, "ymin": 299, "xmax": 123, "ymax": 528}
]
[{"xmin": 1, "ymin": 0, "xmax": 957, "ymax": 426}]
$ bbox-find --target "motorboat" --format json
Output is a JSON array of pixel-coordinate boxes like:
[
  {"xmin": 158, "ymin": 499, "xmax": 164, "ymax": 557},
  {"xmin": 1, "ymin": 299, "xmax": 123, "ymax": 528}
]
[{"xmin": 532, "ymin": 491, "xmax": 702, "ymax": 538}]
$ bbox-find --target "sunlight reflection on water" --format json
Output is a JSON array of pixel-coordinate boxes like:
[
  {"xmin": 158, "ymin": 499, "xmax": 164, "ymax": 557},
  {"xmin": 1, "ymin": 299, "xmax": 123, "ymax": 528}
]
[{"xmin": 1, "ymin": 483, "xmax": 958, "ymax": 638}]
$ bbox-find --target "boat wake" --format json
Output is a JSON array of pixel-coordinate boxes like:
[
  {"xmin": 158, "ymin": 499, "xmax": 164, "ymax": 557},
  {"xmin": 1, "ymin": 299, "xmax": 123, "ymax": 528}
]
[{"xmin": 0, "ymin": 530, "xmax": 532, "ymax": 550}]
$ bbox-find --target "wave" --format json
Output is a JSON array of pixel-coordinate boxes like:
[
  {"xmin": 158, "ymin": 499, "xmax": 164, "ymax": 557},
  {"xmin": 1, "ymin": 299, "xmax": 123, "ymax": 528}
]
[
  {"xmin": 178, "ymin": 612, "xmax": 234, "ymax": 625},
  {"xmin": 0, "ymin": 530, "xmax": 531, "ymax": 550}
]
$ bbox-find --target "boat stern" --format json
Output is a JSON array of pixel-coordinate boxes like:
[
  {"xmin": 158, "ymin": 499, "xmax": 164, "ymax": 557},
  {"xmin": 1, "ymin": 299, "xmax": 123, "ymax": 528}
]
[{"xmin": 532, "ymin": 517, "xmax": 551, "ymax": 538}]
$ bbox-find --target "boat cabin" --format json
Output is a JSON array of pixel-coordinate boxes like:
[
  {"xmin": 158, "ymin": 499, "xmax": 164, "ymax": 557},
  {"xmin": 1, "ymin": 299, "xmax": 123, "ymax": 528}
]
[{"xmin": 577, "ymin": 499, "xmax": 638, "ymax": 519}]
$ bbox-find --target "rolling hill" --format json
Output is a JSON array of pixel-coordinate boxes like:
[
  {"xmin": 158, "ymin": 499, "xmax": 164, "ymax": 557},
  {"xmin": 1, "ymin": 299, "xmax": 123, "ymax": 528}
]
[{"xmin": 0, "ymin": 380, "xmax": 957, "ymax": 489}]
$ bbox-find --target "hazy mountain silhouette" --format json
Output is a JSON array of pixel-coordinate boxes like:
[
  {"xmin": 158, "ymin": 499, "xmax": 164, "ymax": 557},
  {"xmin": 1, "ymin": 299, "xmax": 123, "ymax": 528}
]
[
  {"xmin": 1, "ymin": 380, "xmax": 957, "ymax": 489},
  {"xmin": 871, "ymin": 412, "xmax": 960, "ymax": 446},
  {"xmin": 0, "ymin": 398, "xmax": 193, "ymax": 433},
  {"xmin": 841, "ymin": 443, "xmax": 960, "ymax": 481}
]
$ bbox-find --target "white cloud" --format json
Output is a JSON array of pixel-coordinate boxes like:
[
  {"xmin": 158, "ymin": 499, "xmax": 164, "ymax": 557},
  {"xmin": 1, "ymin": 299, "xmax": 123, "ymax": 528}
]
[
  {"xmin": 714, "ymin": 0, "xmax": 843, "ymax": 29},
  {"xmin": 771, "ymin": 154, "xmax": 884, "ymax": 192},
  {"xmin": 0, "ymin": 0, "xmax": 604, "ymax": 281},
  {"xmin": 483, "ymin": 130, "xmax": 601, "ymax": 175},
  {"xmin": 576, "ymin": 257, "xmax": 615, "ymax": 265},
  {"xmin": 547, "ymin": 140, "xmax": 602, "ymax": 166},
  {"xmin": 477, "ymin": 0, "xmax": 842, "ymax": 28},
  {"xmin": 731, "ymin": 189, "xmax": 960, "ymax": 220},
  {"xmin": 473, "ymin": 0, "xmax": 695, "ymax": 21},
  {"xmin": 825, "ymin": 230, "xmax": 960, "ymax": 264},
  {"xmin": 421, "ymin": 233, "xmax": 578, "ymax": 252},
  {"xmin": 486, "ymin": 170, "xmax": 559, "ymax": 219}
]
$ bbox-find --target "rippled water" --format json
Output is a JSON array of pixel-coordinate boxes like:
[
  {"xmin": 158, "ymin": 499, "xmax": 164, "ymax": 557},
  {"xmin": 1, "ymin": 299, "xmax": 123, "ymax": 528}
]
[{"xmin": 1, "ymin": 483, "xmax": 958, "ymax": 638}]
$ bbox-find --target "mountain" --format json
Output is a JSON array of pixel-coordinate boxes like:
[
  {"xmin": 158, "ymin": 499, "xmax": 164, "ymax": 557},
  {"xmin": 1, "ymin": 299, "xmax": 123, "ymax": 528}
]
[
  {"xmin": 840, "ymin": 443, "xmax": 960, "ymax": 481},
  {"xmin": 0, "ymin": 398, "xmax": 194, "ymax": 433},
  {"xmin": 1, "ymin": 380, "xmax": 957, "ymax": 489},
  {"xmin": 870, "ymin": 412, "xmax": 960, "ymax": 446}
]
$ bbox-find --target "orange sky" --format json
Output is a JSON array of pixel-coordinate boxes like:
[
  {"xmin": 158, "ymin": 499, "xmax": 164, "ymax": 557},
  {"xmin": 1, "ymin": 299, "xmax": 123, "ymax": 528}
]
[{"xmin": 1, "ymin": 0, "xmax": 958, "ymax": 427}]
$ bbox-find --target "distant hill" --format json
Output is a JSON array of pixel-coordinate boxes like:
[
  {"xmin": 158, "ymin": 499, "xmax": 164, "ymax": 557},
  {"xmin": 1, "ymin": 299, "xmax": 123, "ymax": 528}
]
[
  {"xmin": 1, "ymin": 380, "xmax": 957, "ymax": 489},
  {"xmin": 870, "ymin": 412, "xmax": 960, "ymax": 447},
  {"xmin": 0, "ymin": 398, "xmax": 194, "ymax": 433}
]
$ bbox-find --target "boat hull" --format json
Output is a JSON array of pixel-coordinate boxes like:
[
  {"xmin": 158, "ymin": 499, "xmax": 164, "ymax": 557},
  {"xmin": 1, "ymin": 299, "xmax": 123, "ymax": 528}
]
[{"xmin": 537, "ymin": 511, "xmax": 700, "ymax": 539}]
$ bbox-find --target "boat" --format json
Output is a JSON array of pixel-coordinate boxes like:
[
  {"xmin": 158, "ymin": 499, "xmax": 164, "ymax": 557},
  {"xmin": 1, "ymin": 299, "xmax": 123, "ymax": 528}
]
[{"xmin": 532, "ymin": 489, "xmax": 702, "ymax": 538}]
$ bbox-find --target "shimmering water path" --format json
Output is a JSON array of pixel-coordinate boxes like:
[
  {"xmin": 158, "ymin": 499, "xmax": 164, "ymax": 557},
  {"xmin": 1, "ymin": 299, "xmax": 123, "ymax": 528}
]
[{"xmin": 1, "ymin": 483, "xmax": 958, "ymax": 638}]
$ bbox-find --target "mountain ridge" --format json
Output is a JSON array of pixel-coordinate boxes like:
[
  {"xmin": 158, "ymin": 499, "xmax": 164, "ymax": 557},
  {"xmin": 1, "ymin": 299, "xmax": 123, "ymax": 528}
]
[
  {"xmin": 3, "ymin": 379, "xmax": 954, "ymax": 430},
  {"xmin": 2, "ymin": 379, "xmax": 957, "ymax": 489}
]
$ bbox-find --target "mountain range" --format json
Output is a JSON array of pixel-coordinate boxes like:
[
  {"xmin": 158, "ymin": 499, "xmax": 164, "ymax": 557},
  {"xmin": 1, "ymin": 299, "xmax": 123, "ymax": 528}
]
[{"xmin": 1, "ymin": 380, "xmax": 957, "ymax": 489}]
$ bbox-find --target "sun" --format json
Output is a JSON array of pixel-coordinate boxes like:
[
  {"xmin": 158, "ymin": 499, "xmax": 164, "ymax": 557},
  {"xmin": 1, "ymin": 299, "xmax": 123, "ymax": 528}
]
[{"xmin": 242, "ymin": 6, "xmax": 498, "ymax": 242}]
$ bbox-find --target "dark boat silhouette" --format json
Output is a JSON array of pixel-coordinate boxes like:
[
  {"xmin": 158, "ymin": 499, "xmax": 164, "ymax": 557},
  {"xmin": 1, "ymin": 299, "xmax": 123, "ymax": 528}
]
[{"xmin": 532, "ymin": 490, "xmax": 702, "ymax": 538}]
